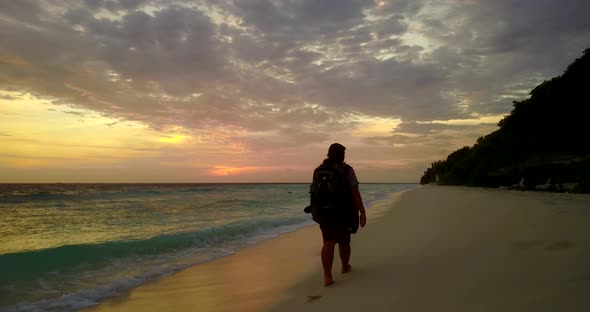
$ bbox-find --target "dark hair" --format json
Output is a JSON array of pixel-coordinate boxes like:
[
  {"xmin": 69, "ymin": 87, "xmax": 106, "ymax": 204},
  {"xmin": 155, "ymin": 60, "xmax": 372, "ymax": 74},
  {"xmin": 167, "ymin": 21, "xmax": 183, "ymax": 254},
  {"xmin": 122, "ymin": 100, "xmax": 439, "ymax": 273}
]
[{"xmin": 325, "ymin": 143, "xmax": 345, "ymax": 164}]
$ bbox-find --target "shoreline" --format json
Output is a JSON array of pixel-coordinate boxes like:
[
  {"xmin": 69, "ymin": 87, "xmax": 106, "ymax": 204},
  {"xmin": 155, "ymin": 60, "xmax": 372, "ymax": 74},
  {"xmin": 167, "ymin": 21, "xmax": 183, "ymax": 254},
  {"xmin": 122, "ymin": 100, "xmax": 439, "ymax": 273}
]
[
  {"xmin": 83, "ymin": 190, "xmax": 406, "ymax": 312},
  {"xmin": 86, "ymin": 186, "xmax": 590, "ymax": 311}
]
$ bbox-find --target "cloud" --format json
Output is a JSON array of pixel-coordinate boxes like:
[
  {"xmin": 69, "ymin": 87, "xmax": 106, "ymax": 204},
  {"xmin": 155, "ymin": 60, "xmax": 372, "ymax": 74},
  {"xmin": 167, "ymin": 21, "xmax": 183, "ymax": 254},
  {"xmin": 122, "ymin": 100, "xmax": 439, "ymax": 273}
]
[
  {"xmin": 1, "ymin": 0, "xmax": 589, "ymax": 176},
  {"xmin": 0, "ymin": 94, "xmax": 16, "ymax": 100},
  {"xmin": 361, "ymin": 121, "xmax": 500, "ymax": 158},
  {"xmin": 231, "ymin": 0, "xmax": 373, "ymax": 37},
  {"xmin": 63, "ymin": 110, "xmax": 87, "ymax": 117},
  {"xmin": 394, "ymin": 121, "xmax": 497, "ymax": 135}
]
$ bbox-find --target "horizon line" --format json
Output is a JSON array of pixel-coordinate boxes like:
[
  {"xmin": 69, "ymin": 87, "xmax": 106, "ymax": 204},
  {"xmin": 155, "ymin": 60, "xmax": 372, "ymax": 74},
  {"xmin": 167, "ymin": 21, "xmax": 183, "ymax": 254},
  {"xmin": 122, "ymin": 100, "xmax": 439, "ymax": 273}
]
[{"xmin": 0, "ymin": 181, "xmax": 420, "ymax": 184}]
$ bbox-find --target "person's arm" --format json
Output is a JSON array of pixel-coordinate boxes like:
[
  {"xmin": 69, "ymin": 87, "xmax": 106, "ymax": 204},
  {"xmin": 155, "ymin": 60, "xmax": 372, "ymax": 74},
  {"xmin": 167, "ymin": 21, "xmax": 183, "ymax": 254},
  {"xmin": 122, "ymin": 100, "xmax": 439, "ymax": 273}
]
[{"xmin": 351, "ymin": 184, "xmax": 366, "ymax": 227}]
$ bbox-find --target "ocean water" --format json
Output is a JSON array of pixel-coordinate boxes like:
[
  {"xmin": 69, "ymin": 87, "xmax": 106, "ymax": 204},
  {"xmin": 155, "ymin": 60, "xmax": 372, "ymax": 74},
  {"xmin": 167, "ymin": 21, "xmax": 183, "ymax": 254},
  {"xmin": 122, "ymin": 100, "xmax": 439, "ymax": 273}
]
[{"xmin": 0, "ymin": 183, "xmax": 417, "ymax": 312}]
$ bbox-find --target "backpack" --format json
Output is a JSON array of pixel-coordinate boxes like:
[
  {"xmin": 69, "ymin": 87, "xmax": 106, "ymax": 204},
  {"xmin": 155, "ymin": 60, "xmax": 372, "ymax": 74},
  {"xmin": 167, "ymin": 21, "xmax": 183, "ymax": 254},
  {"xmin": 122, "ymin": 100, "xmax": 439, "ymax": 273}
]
[{"xmin": 308, "ymin": 162, "xmax": 353, "ymax": 226}]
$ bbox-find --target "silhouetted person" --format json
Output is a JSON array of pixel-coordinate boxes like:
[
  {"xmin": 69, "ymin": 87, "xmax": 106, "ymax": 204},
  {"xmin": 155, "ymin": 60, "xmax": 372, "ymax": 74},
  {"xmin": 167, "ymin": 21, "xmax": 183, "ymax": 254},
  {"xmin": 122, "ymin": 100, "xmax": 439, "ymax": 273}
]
[{"xmin": 308, "ymin": 143, "xmax": 366, "ymax": 286}]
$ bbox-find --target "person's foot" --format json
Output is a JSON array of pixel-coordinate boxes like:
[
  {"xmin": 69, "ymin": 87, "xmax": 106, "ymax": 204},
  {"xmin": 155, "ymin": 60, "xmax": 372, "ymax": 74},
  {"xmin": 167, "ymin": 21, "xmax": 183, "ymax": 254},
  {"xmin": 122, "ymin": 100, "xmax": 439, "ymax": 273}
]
[
  {"xmin": 341, "ymin": 264, "xmax": 352, "ymax": 274},
  {"xmin": 324, "ymin": 274, "xmax": 335, "ymax": 286}
]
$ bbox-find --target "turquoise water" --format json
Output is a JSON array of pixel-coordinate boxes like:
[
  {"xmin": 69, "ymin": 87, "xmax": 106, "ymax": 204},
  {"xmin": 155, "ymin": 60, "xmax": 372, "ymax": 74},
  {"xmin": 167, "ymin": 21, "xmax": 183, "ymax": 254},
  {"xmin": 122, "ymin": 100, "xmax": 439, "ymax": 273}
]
[{"xmin": 0, "ymin": 183, "xmax": 417, "ymax": 311}]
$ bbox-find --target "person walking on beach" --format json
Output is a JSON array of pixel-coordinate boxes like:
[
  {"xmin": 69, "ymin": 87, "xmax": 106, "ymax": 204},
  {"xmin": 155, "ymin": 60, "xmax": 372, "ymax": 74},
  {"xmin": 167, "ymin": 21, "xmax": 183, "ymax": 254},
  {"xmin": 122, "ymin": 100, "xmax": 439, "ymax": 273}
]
[{"xmin": 307, "ymin": 143, "xmax": 367, "ymax": 286}]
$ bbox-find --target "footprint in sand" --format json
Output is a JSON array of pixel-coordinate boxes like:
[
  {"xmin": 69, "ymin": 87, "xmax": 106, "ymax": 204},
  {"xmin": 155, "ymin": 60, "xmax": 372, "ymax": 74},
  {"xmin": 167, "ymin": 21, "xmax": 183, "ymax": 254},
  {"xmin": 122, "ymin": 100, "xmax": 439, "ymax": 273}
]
[
  {"xmin": 511, "ymin": 239, "xmax": 540, "ymax": 251},
  {"xmin": 544, "ymin": 240, "xmax": 575, "ymax": 251},
  {"xmin": 307, "ymin": 295, "xmax": 322, "ymax": 303}
]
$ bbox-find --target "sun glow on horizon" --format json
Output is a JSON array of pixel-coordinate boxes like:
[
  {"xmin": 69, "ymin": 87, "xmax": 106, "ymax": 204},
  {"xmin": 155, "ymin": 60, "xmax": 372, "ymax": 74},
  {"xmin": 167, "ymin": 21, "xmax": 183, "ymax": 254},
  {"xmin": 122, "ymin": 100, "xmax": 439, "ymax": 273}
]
[
  {"xmin": 209, "ymin": 166, "xmax": 242, "ymax": 176},
  {"xmin": 1, "ymin": 91, "xmax": 193, "ymax": 172},
  {"xmin": 207, "ymin": 165, "xmax": 294, "ymax": 177}
]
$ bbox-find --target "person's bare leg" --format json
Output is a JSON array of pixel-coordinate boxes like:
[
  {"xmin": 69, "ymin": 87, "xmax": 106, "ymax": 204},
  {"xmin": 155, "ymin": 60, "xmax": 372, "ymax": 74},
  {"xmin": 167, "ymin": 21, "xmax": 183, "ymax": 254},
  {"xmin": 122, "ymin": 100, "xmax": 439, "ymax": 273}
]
[
  {"xmin": 339, "ymin": 243, "xmax": 351, "ymax": 273},
  {"xmin": 321, "ymin": 241, "xmax": 336, "ymax": 286}
]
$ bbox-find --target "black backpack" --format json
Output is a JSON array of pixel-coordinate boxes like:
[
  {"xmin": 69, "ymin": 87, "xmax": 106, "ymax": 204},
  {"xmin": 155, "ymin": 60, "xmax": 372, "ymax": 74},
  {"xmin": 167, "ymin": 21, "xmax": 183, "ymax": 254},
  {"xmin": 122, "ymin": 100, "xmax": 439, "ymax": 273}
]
[{"xmin": 308, "ymin": 162, "xmax": 353, "ymax": 226}]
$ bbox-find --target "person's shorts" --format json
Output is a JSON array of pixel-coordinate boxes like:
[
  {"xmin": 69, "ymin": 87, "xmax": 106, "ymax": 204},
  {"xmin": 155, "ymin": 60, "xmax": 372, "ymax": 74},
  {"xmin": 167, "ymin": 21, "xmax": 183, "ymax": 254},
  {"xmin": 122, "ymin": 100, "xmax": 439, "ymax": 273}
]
[{"xmin": 320, "ymin": 224, "xmax": 351, "ymax": 245}]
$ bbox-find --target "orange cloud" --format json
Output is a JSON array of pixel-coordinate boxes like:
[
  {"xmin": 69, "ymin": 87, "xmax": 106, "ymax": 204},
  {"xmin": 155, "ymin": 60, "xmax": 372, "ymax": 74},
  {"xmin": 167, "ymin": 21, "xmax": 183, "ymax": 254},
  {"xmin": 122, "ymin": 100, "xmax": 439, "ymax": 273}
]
[
  {"xmin": 0, "ymin": 49, "xmax": 30, "ymax": 66},
  {"xmin": 209, "ymin": 166, "xmax": 245, "ymax": 176},
  {"xmin": 208, "ymin": 165, "xmax": 275, "ymax": 176}
]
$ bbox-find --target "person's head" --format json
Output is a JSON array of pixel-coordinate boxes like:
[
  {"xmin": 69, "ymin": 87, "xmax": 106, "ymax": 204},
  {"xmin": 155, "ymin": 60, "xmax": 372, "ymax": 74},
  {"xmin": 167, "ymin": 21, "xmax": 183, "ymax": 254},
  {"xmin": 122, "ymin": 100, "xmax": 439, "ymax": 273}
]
[{"xmin": 326, "ymin": 143, "xmax": 346, "ymax": 163}]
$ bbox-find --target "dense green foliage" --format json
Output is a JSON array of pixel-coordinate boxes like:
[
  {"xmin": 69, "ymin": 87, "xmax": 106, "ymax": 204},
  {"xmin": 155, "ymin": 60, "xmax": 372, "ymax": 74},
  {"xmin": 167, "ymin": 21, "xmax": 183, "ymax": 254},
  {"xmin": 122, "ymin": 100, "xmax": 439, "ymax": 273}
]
[{"xmin": 420, "ymin": 48, "xmax": 590, "ymax": 192}]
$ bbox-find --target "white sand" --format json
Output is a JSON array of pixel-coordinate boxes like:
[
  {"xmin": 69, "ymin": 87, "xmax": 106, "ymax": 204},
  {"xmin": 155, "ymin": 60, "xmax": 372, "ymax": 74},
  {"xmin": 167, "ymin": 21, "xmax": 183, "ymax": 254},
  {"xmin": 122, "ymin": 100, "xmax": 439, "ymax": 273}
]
[{"xmin": 86, "ymin": 186, "xmax": 590, "ymax": 312}]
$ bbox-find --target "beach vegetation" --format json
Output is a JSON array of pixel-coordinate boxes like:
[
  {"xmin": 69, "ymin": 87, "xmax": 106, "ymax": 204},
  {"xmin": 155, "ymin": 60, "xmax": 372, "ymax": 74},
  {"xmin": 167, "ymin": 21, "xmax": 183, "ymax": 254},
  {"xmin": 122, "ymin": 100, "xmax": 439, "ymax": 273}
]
[
  {"xmin": 572, "ymin": 155, "xmax": 590, "ymax": 193},
  {"xmin": 420, "ymin": 48, "xmax": 590, "ymax": 193}
]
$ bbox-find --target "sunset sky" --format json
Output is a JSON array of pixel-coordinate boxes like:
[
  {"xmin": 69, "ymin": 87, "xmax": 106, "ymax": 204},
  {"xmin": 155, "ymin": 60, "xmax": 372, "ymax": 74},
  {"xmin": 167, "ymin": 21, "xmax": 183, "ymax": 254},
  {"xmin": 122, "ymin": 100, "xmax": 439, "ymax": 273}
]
[{"xmin": 1, "ymin": 0, "xmax": 589, "ymax": 183}]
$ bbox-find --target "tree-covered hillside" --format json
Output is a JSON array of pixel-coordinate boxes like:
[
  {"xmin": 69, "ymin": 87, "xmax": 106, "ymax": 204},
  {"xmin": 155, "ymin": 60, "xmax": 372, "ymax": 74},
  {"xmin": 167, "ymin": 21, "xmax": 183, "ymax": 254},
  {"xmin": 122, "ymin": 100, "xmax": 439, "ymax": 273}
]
[{"xmin": 420, "ymin": 48, "xmax": 590, "ymax": 193}]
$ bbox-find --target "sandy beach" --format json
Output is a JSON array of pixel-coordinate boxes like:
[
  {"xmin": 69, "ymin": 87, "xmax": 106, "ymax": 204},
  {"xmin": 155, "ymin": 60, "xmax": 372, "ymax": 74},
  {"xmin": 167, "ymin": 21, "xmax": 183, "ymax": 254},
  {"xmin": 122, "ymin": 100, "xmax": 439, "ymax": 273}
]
[{"xmin": 86, "ymin": 186, "xmax": 590, "ymax": 312}]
